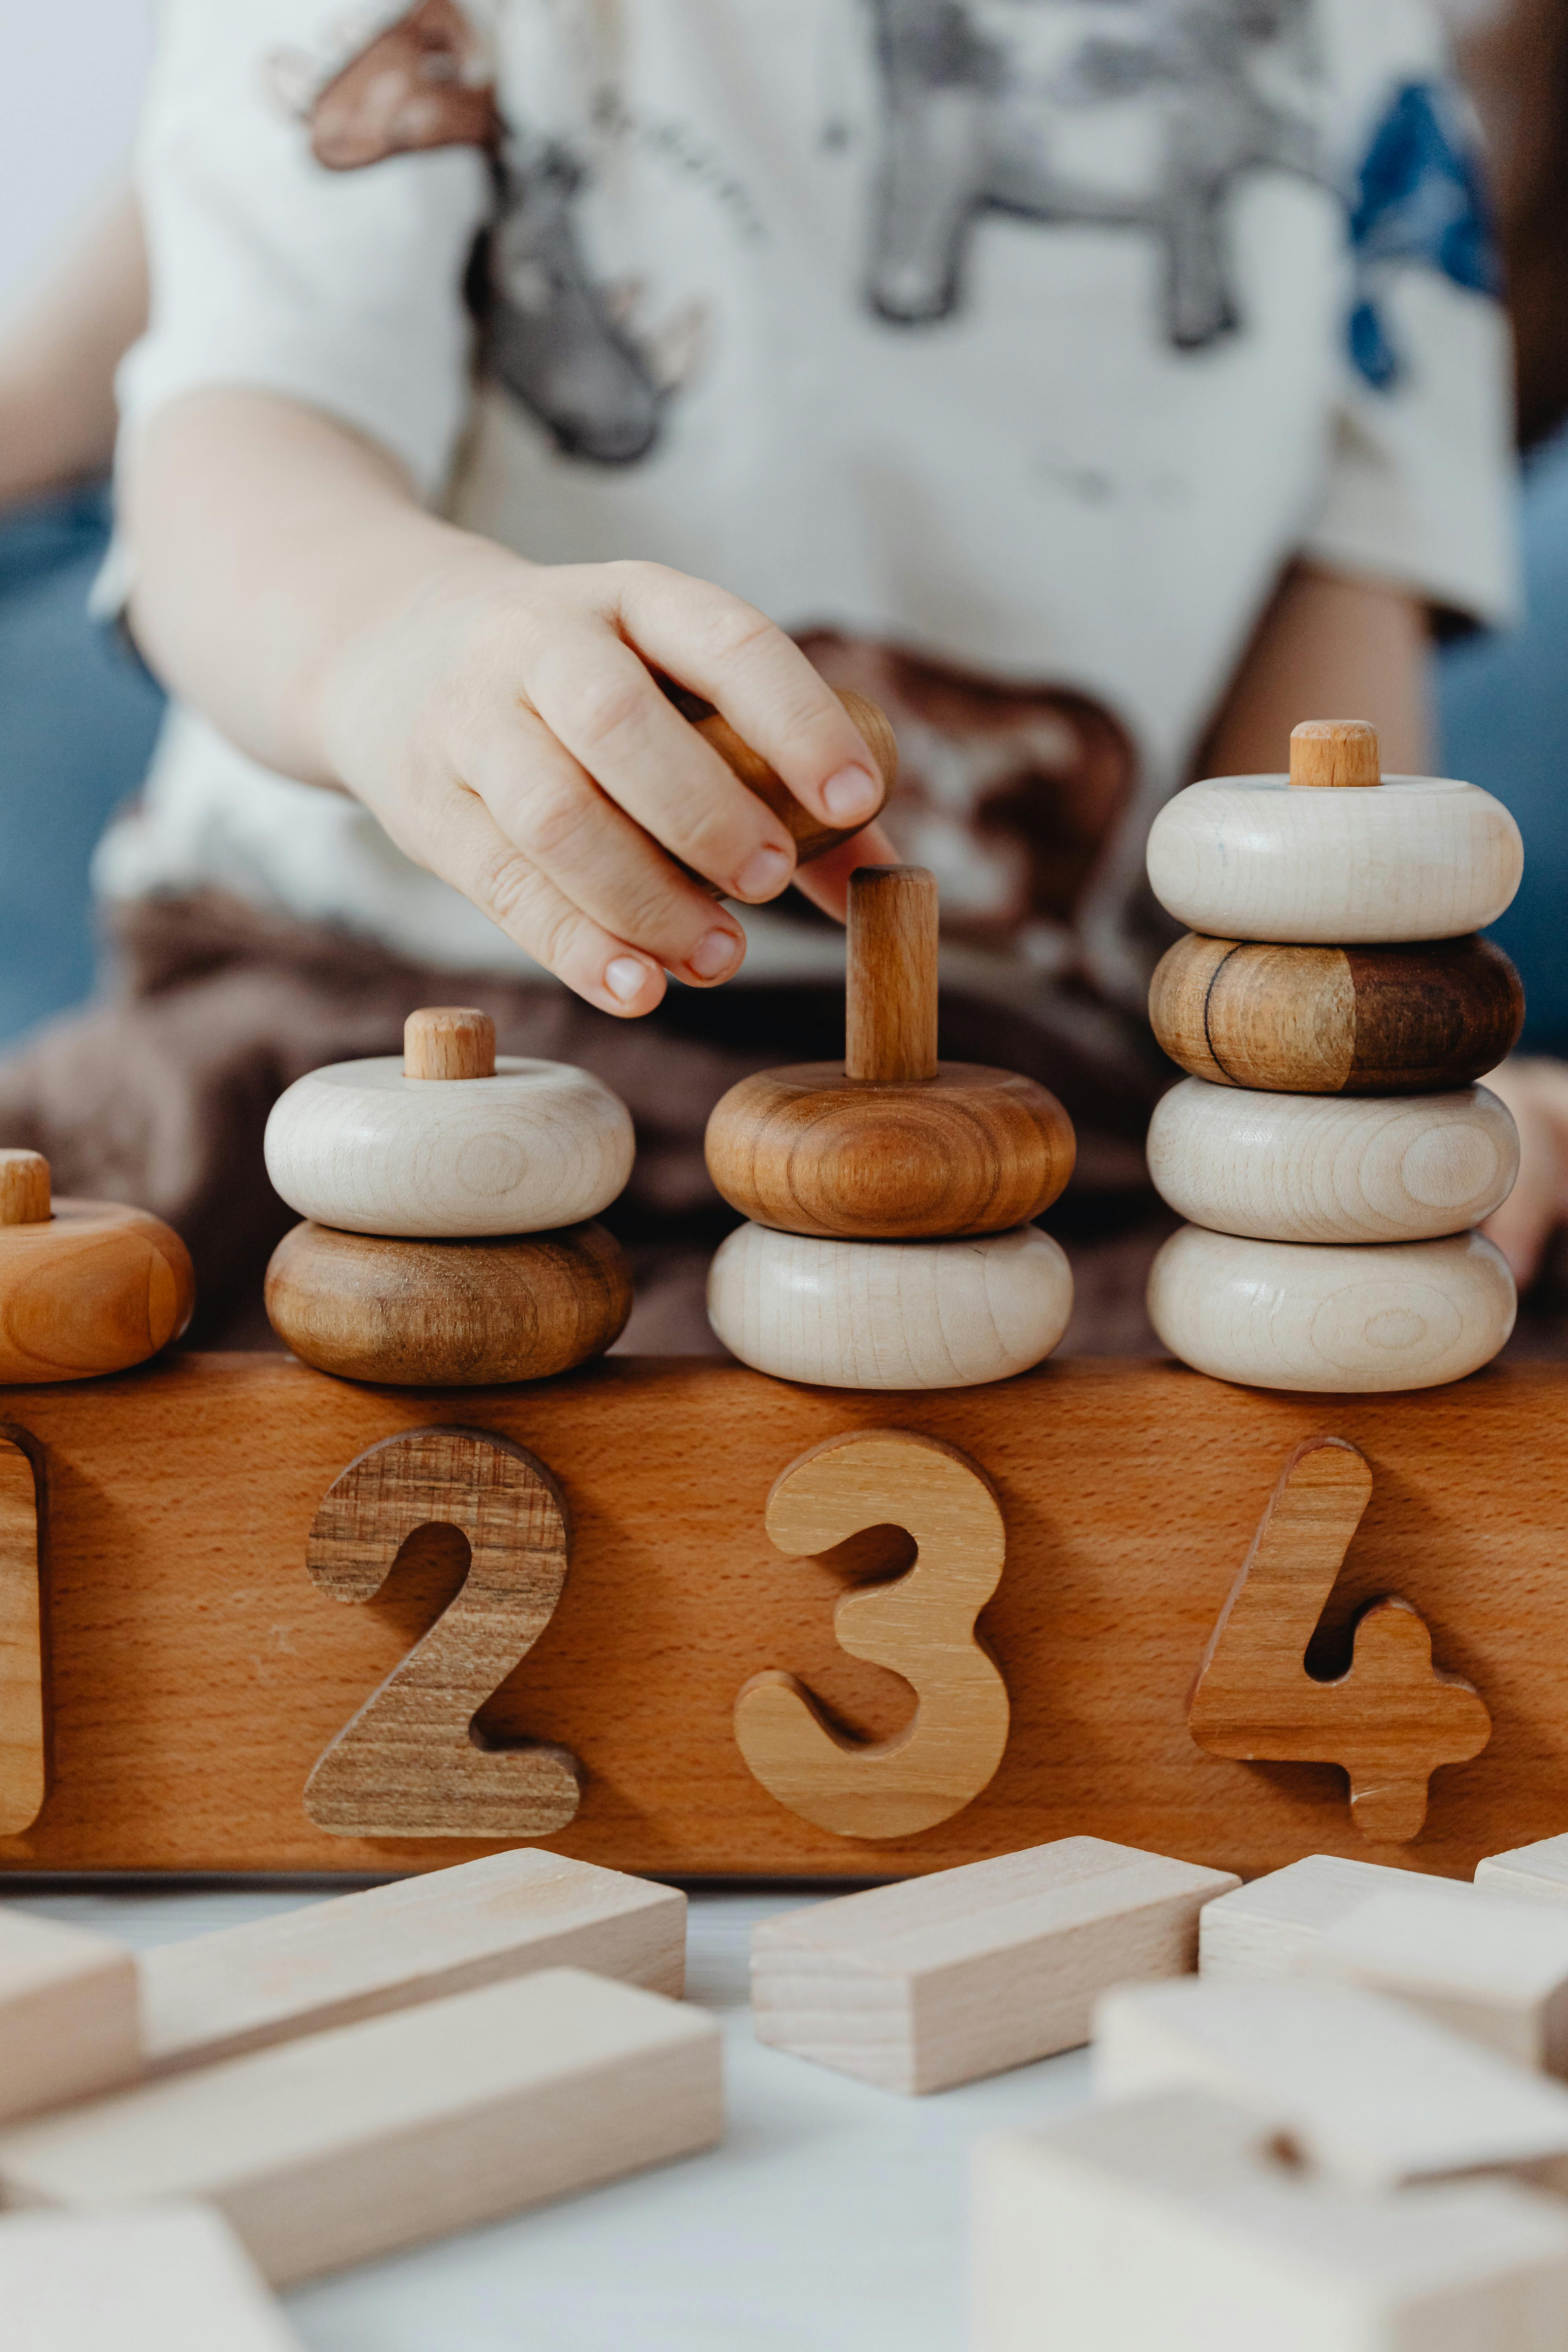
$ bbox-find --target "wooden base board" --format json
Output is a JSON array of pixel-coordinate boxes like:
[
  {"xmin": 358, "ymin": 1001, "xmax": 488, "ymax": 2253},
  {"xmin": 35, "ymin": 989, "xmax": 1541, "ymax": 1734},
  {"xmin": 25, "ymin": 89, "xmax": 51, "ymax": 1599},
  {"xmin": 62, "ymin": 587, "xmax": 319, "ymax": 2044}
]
[{"xmin": 2, "ymin": 1352, "xmax": 1568, "ymax": 1881}]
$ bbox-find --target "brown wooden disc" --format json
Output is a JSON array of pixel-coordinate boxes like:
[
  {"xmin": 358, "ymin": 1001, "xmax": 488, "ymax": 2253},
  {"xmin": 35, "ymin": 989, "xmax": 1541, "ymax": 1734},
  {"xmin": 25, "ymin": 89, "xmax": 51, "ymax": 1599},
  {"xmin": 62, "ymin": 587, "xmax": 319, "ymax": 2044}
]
[
  {"xmin": 264, "ymin": 1220, "xmax": 632, "ymax": 1386},
  {"xmin": 0, "ymin": 1200, "xmax": 195, "ymax": 1383},
  {"xmin": 704, "ymin": 1063, "xmax": 1076, "ymax": 1239},
  {"xmin": 1149, "ymin": 933, "xmax": 1525, "ymax": 1096}
]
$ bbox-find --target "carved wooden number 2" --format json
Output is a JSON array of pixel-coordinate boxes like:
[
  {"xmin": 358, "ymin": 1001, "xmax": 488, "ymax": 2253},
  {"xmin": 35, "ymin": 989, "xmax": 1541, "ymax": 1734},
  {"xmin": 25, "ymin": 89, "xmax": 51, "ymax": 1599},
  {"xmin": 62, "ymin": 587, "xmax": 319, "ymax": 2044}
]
[
  {"xmin": 305, "ymin": 1427, "xmax": 580, "ymax": 1839},
  {"xmin": 735, "ymin": 1429, "xmax": 1010, "ymax": 1840}
]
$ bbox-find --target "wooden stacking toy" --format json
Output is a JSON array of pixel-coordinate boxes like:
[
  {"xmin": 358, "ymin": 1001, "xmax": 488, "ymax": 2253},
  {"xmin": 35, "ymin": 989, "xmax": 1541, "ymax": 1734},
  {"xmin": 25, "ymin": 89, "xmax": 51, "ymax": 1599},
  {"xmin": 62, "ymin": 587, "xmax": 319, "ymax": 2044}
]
[
  {"xmin": 1144, "ymin": 721, "xmax": 1525, "ymax": 1393},
  {"xmin": 0, "ymin": 1149, "xmax": 193, "ymax": 1383},
  {"xmin": 264, "ymin": 1008, "xmax": 636, "ymax": 1385},
  {"xmin": 705, "ymin": 866, "xmax": 1076, "ymax": 1388}
]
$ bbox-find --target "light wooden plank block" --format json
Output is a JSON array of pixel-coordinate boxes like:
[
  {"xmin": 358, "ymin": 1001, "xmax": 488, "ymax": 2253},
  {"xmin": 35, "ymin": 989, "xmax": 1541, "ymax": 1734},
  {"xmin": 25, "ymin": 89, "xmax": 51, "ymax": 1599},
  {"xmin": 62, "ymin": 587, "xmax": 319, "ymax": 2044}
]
[
  {"xmin": 973, "ymin": 2090, "xmax": 1568, "ymax": 2352},
  {"xmin": 0, "ymin": 1967, "xmax": 722, "ymax": 2285},
  {"xmin": 140, "ymin": 1850, "xmax": 685, "ymax": 2074},
  {"xmin": 1479, "ymin": 1836, "xmax": 1568, "ymax": 1907},
  {"xmin": 752, "ymin": 1836, "xmax": 1239, "ymax": 2093},
  {"xmin": 1, "ymin": 2204, "xmax": 302, "ymax": 2351},
  {"xmin": 1304, "ymin": 1879, "xmax": 1568, "ymax": 2075},
  {"xmin": 1199, "ymin": 1856, "xmax": 1421, "ymax": 1981},
  {"xmin": 0, "ymin": 1908, "xmax": 138, "ymax": 2123},
  {"xmin": 1093, "ymin": 1976, "xmax": 1568, "ymax": 2195}
]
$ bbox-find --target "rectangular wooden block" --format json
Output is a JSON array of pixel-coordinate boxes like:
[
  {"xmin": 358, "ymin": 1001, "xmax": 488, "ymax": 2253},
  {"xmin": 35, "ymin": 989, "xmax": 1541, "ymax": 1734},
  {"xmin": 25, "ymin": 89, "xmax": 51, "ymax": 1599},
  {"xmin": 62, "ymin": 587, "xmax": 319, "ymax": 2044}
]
[
  {"xmin": 973, "ymin": 2091, "xmax": 1568, "ymax": 2352},
  {"xmin": 1304, "ymin": 1879, "xmax": 1568, "ymax": 2076},
  {"xmin": 1478, "ymin": 1836, "xmax": 1568, "ymax": 1907},
  {"xmin": 752, "ymin": 1837, "xmax": 1239, "ymax": 2093},
  {"xmin": 1199, "ymin": 1856, "xmax": 1421, "ymax": 1982},
  {"xmin": 0, "ymin": 1967, "xmax": 723, "ymax": 2285},
  {"xmin": 0, "ymin": 1907, "xmax": 138, "ymax": 2123},
  {"xmin": 141, "ymin": 1850, "xmax": 687, "ymax": 2074},
  {"xmin": 1, "ymin": 2205, "xmax": 303, "ymax": 2351},
  {"xmin": 1092, "ymin": 1977, "xmax": 1568, "ymax": 2196}
]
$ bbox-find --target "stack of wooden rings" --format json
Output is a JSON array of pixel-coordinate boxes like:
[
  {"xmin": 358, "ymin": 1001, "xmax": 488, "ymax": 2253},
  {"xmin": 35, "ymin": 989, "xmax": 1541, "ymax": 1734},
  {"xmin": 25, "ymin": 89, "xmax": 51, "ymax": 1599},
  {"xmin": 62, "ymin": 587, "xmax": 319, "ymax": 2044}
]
[
  {"xmin": 0, "ymin": 1148, "xmax": 195, "ymax": 1383},
  {"xmin": 262, "ymin": 1009, "xmax": 636, "ymax": 1385},
  {"xmin": 704, "ymin": 866, "xmax": 1077, "ymax": 1389},
  {"xmin": 1143, "ymin": 720, "xmax": 1526, "ymax": 1393}
]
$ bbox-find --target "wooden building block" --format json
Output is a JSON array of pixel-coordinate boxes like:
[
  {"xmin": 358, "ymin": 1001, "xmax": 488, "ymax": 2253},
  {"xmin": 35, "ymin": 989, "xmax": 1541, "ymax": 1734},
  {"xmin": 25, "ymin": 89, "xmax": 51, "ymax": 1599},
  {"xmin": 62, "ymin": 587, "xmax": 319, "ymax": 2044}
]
[
  {"xmin": 1092, "ymin": 1976, "xmax": 1568, "ymax": 2195},
  {"xmin": 1305, "ymin": 1879, "xmax": 1568, "ymax": 2074},
  {"xmin": 973, "ymin": 2090, "xmax": 1568, "ymax": 2352},
  {"xmin": 752, "ymin": 1837, "xmax": 1238, "ymax": 2092},
  {"xmin": 0, "ymin": 1434, "xmax": 44, "ymax": 1835},
  {"xmin": 0, "ymin": 1908, "xmax": 138, "ymax": 2123},
  {"xmin": 1147, "ymin": 1080, "xmax": 1518, "ymax": 1245},
  {"xmin": 1, "ymin": 2205, "xmax": 303, "ymax": 2351},
  {"xmin": 1478, "ymin": 1836, "xmax": 1568, "ymax": 1907},
  {"xmin": 0, "ymin": 1967, "xmax": 722, "ymax": 2286},
  {"xmin": 140, "ymin": 1850, "xmax": 687, "ymax": 2074},
  {"xmin": 1199, "ymin": 1855, "xmax": 1417, "ymax": 1981}
]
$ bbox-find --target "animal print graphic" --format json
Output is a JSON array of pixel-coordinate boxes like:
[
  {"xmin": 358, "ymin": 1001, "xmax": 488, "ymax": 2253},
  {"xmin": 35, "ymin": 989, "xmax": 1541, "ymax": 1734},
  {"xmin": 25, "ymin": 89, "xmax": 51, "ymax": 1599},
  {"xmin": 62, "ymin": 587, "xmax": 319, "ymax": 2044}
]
[{"xmin": 1347, "ymin": 80, "xmax": 1501, "ymax": 389}]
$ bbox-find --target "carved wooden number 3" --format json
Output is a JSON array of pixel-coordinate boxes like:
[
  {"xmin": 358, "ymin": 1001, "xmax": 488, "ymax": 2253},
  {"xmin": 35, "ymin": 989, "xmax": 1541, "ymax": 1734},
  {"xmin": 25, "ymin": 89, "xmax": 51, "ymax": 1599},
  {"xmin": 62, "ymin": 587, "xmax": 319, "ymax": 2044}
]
[
  {"xmin": 304, "ymin": 1427, "xmax": 580, "ymax": 1839},
  {"xmin": 735, "ymin": 1430, "xmax": 1010, "ymax": 1839}
]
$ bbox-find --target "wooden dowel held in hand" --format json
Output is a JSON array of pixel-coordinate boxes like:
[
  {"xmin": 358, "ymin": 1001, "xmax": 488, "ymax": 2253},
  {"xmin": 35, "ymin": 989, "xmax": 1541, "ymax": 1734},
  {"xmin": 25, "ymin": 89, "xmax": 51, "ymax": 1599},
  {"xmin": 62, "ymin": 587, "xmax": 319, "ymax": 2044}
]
[
  {"xmin": 404, "ymin": 1007, "xmax": 496, "ymax": 1082},
  {"xmin": 1289, "ymin": 720, "xmax": 1381, "ymax": 789},
  {"xmin": 846, "ymin": 867, "xmax": 938, "ymax": 1083},
  {"xmin": 0, "ymin": 1151, "xmax": 50, "ymax": 1226}
]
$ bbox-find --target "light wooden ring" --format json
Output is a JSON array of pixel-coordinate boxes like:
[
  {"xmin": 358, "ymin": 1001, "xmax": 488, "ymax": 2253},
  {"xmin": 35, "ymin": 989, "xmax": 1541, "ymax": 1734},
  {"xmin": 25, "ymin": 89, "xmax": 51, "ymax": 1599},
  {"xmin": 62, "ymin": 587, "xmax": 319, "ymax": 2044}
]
[
  {"xmin": 264, "ymin": 1056, "xmax": 634, "ymax": 1238},
  {"xmin": 1146, "ymin": 776, "xmax": 1522, "ymax": 942},
  {"xmin": 0, "ymin": 1201, "xmax": 195, "ymax": 1383},
  {"xmin": 706, "ymin": 1222, "xmax": 1073, "ymax": 1390},
  {"xmin": 1147, "ymin": 1226, "xmax": 1516, "ymax": 1393},
  {"xmin": 1147, "ymin": 1080, "xmax": 1519, "ymax": 1244}
]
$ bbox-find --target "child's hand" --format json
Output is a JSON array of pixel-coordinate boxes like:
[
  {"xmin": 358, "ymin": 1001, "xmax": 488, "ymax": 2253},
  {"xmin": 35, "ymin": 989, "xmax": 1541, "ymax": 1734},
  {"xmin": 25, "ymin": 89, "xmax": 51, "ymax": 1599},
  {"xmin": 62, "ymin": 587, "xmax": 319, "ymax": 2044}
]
[{"xmin": 320, "ymin": 546, "xmax": 895, "ymax": 1017}]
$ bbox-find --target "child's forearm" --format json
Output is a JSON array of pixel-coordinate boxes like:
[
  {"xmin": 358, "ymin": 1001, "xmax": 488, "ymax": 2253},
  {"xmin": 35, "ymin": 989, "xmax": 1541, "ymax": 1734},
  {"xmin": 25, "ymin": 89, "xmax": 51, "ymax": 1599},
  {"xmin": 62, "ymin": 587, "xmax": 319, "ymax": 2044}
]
[
  {"xmin": 1200, "ymin": 563, "xmax": 1430, "ymax": 779},
  {"xmin": 0, "ymin": 191, "xmax": 149, "ymax": 508}
]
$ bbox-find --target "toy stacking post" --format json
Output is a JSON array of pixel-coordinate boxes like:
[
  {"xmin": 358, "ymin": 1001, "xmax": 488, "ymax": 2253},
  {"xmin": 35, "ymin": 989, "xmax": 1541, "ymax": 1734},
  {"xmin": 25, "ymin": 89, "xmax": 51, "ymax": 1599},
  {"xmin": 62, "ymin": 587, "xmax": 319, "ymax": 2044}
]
[{"xmin": 1144, "ymin": 721, "xmax": 1526, "ymax": 1392}]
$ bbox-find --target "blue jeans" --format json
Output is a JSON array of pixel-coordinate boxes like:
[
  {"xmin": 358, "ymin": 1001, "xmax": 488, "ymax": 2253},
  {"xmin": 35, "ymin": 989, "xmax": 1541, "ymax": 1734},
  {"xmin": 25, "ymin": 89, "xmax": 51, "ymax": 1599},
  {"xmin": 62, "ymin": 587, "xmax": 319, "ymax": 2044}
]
[
  {"xmin": 0, "ymin": 481, "xmax": 165, "ymax": 1046},
  {"xmin": 1438, "ymin": 423, "xmax": 1568, "ymax": 1054}
]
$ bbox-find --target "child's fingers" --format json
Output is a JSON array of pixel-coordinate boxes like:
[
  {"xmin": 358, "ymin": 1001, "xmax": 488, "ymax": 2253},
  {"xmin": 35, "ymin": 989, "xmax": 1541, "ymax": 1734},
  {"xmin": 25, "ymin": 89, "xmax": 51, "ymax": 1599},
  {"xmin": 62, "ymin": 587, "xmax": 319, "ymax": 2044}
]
[
  {"xmin": 606, "ymin": 563, "xmax": 886, "ymax": 831},
  {"xmin": 788, "ymin": 821, "xmax": 904, "ymax": 922}
]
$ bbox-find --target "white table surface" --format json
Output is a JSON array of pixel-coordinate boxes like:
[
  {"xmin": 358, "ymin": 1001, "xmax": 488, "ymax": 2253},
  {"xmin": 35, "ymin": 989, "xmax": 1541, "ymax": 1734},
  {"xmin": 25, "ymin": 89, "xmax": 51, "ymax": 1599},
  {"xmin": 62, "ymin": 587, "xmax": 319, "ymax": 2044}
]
[{"xmin": 5, "ymin": 1884, "xmax": 1092, "ymax": 2351}]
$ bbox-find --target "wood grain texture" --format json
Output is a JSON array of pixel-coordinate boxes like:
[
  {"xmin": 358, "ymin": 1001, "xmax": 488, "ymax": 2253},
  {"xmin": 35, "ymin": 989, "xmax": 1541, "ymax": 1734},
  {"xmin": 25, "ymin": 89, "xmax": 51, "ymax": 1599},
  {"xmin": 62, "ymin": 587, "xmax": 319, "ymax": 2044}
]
[
  {"xmin": 403, "ymin": 1005, "xmax": 495, "ymax": 1081},
  {"xmin": 263, "ymin": 1055, "xmax": 634, "ymax": 1238},
  {"xmin": 1290, "ymin": 717, "xmax": 1381, "ymax": 789},
  {"xmin": 1147, "ymin": 1226, "xmax": 1517, "ymax": 1393},
  {"xmin": 12, "ymin": 1354, "xmax": 1568, "ymax": 1882},
  {"xmin": 265, "ymin": 1218, "xmax": 631, "ymax": 1385},
  {"xmin": 1146, "ymin": 776, "xmax": 1524, "ymax": 943},
  {"xmin": 1198, "ymin": 1855, "xmax": 1417, "ymax": 1982},
  {"xmin": 974, "ymin": 2091, "xmax": 1568, "ymax": 2352},
  {"xmin": 0, "ymin": 1434, "xmax": 43, "ymax": 1834},
  {"xmin": 704, "ymin": 1062, "xmax": 1074, "ymax": 1239},
  {"xmin": 1478, "ymin": 1837, "xmax": 1568, "ymax": 1908},
  {"xmin": 0, "ymin": 1151, "xmax": 50, "ymax": 1227},
  {"xmin": 707, "ymin": 1222, "xmax": 1073, "ymax": 1389},
  {"xmin": 0, "ymin": 2207, "xmax": 305, "ymax": 2352},
  {"xmin": 303, "ymin": 1427, "xmax": 580, "ymax": 1837},
  {"xmin": 753, "ymin": 1838, "xmax": 1238, "ymax": 2092},
  {"xmin": 0, "ymin": 1202, "xmax": 193, "ymax": 1383},
  {"xmin": 0, "ymin": 1969, "xmax": 723, "ymax": 2287},
  {"xmin": 140, "ymin": 1851, "xmax": 685, "ymax": 2074},
  {"xmin": 692, "ymin": 685, "xmax": 898, "ymax": 867},
  {"xmin": 1148, "ymin": 933, "xmax": 1526, "ymax": 1096},
  {"xmin": 846, "ymin": 865, "xmax": 938, "ymax": 1083},
  {"xmin": 735, "ymin": 1430, "xmax": 1009, "ymax": 1838},
  {"xmin": 1190, "ymin": 1436, "xmax": 1491, "ymax": 1841},
  {"xmin": 1147, "ymin": 1079, "xmax": 1519, "ymax": 1244},
  {"xmin": 0, "ymin": 1910, "xmax": 139, "ymax": 2123}
]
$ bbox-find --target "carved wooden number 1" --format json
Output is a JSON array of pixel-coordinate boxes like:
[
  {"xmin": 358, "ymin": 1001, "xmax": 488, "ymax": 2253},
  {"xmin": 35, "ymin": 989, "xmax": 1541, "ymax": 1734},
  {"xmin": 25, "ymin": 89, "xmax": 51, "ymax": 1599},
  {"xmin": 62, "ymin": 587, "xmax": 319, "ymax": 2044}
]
[
  {"xmin": 305, "ymin": 1427, "xmax": 581, "ymax": 1839},
  {"xmin": 0, "ymin": 1432, "xmax": 44, "ymax": 1835}
]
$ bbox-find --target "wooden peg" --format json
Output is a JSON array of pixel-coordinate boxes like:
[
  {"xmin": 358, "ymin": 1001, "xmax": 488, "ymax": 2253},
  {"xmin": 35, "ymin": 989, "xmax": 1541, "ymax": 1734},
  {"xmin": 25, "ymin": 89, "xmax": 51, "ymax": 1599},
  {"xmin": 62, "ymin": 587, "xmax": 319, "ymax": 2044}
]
[
  {"xmin": 1188, "ymin": 1435, "xmax": 1492, "ymax": 1841},
  {"xmin": 1290, "ymin": 719, "xmax": 1381, "ymax": 789},
  {"xmin": 0, "ymin": 1152, "xmax": 49, "ymax": 1227},
  {"xmin": 847, "ymin": 865, "xmax": 938, "ymax": 1083},
  {"xmin": 687, "ymin": 685, "xmax": 898, "ymax": 866},
  {"xmin": 403, "ymin": 1006, "xmax": 496, "ymax": 1082}
]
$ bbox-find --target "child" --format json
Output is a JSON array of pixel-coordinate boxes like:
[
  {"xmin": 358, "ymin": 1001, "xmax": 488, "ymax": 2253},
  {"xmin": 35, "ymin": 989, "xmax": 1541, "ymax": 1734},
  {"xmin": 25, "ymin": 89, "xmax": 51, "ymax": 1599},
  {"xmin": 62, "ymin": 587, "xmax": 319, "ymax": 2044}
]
[{"xmin": 0, "ymin": 0, "xmax": 1518, "ymax": 1346}]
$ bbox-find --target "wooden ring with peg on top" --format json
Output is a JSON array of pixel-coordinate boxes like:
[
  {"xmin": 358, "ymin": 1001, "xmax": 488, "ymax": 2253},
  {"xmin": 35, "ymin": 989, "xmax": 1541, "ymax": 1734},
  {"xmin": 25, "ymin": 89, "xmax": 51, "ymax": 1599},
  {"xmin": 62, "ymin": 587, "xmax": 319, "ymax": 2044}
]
[
  {"xmin": 704, "ymin": 867, "xmax": 1075, "ymax": 1239},
  {"xmin": 0, "ymin": 1148, "xmax": 195, "ymax": 1383}
]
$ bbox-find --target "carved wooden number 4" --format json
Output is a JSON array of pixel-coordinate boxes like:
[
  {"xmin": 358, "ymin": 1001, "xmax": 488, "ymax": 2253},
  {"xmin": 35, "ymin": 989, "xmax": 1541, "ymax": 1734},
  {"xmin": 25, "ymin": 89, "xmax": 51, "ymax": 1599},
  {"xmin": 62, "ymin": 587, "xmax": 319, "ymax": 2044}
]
[
  {"xmin": 304, "ymin": 1427, "xmax": 580, "ymax": 1839},
  {"xmin": 1189, "ymin": 1435, "xmax": 1491, "ymax": 1843}
]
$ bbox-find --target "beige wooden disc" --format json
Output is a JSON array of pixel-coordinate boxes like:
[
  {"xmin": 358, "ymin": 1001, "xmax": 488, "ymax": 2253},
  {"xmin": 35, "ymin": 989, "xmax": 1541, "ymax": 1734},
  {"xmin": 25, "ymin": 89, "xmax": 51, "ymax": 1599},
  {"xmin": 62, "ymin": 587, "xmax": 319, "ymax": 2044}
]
[
  {"xmin": 264, "ymin": 1056, "xmax": 634, "ymax": 1238},
  {"xmin": 706, "ymin": 1222, "xmax": 1073, "ymax": 1390},
  {"xmin": 1147, "ymin": 1226, "xmax": 1516, "ymax": 1394},
  {"xmin": 1146, "ymin": 775, "xmax": 1522, "ymax": 943},
  {"xmin": 1147, "ymin": 1080, "xmax": 1519, "ymax": 1244}
]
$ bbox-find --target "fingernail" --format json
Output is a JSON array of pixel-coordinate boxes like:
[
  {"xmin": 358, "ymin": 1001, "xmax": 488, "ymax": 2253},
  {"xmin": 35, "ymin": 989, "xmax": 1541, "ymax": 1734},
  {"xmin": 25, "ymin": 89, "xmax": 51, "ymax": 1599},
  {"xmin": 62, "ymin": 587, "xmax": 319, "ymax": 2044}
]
[
  {"xmin": 822, "ymin": 764, "xmax": 880, "ymax": 821},
  {"xmin": 736, "ymin": 844, "xmax": 793, "ymax": 900},
  {"xmin": 605, "ymin": 956, "xmax": 651, "ymax": 1004},
  {"xmin": 689, "ymin": 927, "xmax": 742, "ymax": 980}
]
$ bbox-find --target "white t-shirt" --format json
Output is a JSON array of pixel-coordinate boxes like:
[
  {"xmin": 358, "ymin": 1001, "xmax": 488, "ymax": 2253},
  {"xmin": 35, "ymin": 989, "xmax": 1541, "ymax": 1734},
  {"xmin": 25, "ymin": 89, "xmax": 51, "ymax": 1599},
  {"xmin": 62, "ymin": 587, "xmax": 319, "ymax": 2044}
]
[{"xmin": 106, "ymin": 0, "xmax": 1517, "ymax": 1008}]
